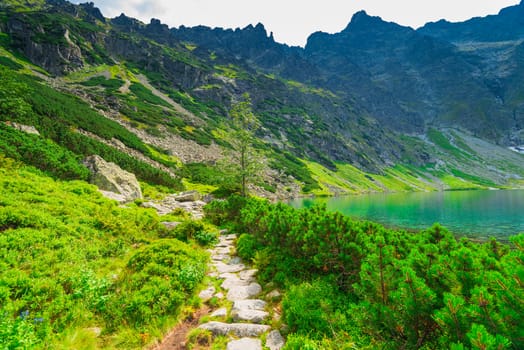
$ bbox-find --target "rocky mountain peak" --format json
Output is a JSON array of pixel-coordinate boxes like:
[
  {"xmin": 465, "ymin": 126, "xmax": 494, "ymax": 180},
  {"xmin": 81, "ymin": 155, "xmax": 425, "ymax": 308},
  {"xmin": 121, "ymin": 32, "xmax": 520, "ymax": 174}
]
[
  {"xmin": 111, "ymin": 13, "xmax": 143, "ymax": 30},
  {"xmin": 78, "ymin": 2, "xmax": 105, "ymax": 23}
]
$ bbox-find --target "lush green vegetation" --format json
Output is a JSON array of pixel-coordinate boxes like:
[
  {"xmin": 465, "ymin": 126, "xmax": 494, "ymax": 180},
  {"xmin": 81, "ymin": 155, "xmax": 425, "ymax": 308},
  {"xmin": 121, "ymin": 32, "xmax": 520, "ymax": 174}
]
[
  {"xmin": 206, "ymin": 196, "xmax": 523, "ymax": 349},
  {"xmin": 0, "ymin": 123, "xmax": 89, "ymax": 181},
  {"xmin": 80, "ymin": 76, "xmax": 124, "ymax": 92},
  {"xmin": 128, "ymin": 83, "xmax": 171, "ymax": 108},
  {"xmin": 0, "ymin": 158, "xmax": 208, "ymax": 349},
  {"xmin": 0, "ymin": 66, "xmax": 181, "ymax": 188}
]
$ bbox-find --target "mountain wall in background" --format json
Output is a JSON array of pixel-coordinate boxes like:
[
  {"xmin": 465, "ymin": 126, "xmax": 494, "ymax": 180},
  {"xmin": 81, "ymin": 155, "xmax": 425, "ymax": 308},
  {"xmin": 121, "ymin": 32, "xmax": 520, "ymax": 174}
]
[{"xmin": 0, "ymin": 0, "xmax": 523, "ymax": 195}]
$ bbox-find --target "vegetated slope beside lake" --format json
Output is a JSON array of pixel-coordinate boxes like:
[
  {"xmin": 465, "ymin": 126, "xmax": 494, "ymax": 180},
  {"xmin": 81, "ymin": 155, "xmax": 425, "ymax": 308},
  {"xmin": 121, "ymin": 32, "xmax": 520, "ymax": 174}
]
[
  {"xmin": 0, "ymin": 156, "xmax": 214, "ymax": 349},
  {"xmin": 0, "ymin": 0, "xmax": 523, "ymax": 196},
  {"xmin": 206, "ymin": 196, "xmax": 524, "ymax": 349}
]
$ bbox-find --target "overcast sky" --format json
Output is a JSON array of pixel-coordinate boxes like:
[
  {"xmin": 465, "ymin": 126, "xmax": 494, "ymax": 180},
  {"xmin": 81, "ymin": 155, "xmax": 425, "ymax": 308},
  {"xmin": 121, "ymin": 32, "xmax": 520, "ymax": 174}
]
[{"xmin": 72, "ymin": 0, "xmax": 520, "ymax": 46}]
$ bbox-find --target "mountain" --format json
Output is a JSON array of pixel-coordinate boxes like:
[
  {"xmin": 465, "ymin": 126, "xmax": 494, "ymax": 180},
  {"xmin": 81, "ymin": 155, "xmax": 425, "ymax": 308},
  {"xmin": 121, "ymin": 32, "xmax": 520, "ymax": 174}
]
[
  {"xmin": 419, "ymin": 1, "xmax": 524, "ymax": 43},
  {"xmin": 0, "ymin": 0, "xmax": 523, "ymax": 196}
]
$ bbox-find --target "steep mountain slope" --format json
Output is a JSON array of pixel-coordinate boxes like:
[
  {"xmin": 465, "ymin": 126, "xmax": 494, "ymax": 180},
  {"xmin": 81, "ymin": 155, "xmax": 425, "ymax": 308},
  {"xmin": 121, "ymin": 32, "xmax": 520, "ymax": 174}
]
[
  {"xmin": 419, "ymin": 1, "xmax": 524, "ymax": 43},
  {"xmin": 0, "ymin": 0, "xmax": 523, "ymax": 196},
  {"xmin": 419, "ymin": 1, "xmax": 524, "ymax": 145}
]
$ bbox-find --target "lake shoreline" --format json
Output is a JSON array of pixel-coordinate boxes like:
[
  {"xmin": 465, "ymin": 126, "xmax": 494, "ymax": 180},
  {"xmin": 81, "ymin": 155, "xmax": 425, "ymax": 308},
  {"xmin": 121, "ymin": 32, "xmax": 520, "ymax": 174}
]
[{"xmin": 289, "ymin": 189, "xmax": 524, "ymax": 241}]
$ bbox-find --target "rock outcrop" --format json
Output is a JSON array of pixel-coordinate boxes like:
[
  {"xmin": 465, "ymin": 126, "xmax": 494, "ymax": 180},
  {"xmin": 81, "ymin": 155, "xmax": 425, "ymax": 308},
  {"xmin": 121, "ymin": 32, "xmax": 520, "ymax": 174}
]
[{"xmin": 83, "ymin": 155, "xmax": 142, "ymax": 203}]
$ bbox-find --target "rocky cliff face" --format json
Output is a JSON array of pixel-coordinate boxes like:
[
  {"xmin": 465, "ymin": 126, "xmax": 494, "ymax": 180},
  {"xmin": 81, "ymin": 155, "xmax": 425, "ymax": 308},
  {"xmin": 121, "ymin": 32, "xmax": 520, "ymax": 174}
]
[{"xmin": 1, "ymin": 0, "xmax": 522, "ymax": 182}]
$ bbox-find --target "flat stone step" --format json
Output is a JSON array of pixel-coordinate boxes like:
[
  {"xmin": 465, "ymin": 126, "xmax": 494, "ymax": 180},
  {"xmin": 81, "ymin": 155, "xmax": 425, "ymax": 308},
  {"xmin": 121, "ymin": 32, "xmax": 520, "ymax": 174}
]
[
  {"xmin": 214, "ymin": 262, "xmax": 246, "ymax": 274},
  {"xmin": 199, "ymin": 321, "xmax": 270, "ymax": 337},
  {"xmin": 232, "ymin": 299, "xmax": 267, "ymax": 311},
  {"xmin": 211, "ymin": 254, "xmax": 228, "ymax": 261},
  {"xmin": 266, "ymin": 330, "xmax": 285, "ymax": 350},
  {"xmin": 221, "ymin": 276, "xmax": 251, "ymax": 290},
  {"xmin": 231, "ymin": 309, "xmax": 269, "ymax": 323},
  {"xmin": 227, "ymin": 338, "xmax": 262, "ymax": 350},
  {"xmin": 239, "ymin": 269, "xmax": 258, "ymax": 281},
  {"xmin": 210, "ymin": 307, "xmax": 227, "ymax": 318},
  {"xmin": 227, "ymin": 283, "xmax": 262, "ymax": 301},
  {"xmin": 198, "ymin": 286, "xmax": 216, "ymax": 302},
  {"xmin": 222, "ymin": 234, "xmax": 237, "ymax": 240}
]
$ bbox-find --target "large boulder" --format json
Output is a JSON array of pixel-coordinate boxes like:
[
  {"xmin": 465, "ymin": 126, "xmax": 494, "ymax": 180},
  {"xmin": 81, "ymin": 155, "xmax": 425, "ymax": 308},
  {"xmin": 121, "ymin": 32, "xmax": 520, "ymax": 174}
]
[
  {"xmin": 174, "ymin": 190, "xmax": 201, "ymax": 202},
  {"xmin": 83, "ymin": 155, "xmax": 142, "ymax": 203}
]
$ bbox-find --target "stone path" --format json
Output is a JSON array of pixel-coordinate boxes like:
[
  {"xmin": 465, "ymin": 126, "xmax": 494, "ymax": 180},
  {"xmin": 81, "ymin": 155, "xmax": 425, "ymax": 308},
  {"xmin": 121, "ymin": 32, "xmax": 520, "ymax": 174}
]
[{"xmin": 198, "ymin": 234, "xmax": 285, "ymax": 350}]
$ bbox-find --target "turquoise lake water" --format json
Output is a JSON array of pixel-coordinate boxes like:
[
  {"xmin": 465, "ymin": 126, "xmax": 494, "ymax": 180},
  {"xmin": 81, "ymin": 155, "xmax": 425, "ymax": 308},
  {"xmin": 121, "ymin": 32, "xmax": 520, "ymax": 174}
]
[{"xmin": 289, "ymin": 190, "xmax": 524, "ymax": 241}]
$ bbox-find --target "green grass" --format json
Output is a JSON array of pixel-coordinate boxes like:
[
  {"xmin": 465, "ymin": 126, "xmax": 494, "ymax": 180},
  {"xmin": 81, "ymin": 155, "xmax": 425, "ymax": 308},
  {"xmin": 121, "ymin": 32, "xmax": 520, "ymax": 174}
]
[
  {"xmin": 0, "ymin": 66, "xmax": 181, "ymax": 188},
  {"xmin": 450, "ymin": 131, "xmax": 477, "ymax": 156},
  {"xmin": 450, "ymin": 168, "xmax": 496, "ymax": 188},
  {"xmin": 129, "ymin": 82, "xmax": 172, "ymax": 108},
  {"xmin": 302, "ymin": 161, "xmax": 438, "ymax": 196},
  {"xmin": 303, "ymin": 160, "xmax": 357, "ymax": 195},
  {"xmin": 80, "ymin": 75, "xmax": 123, "ymax": 91},
  {"xmin": 0, "ymin": 56, "xmax": 23, "ymax": 70},
  {"xmin": 427, "ymin": 128, "xmax": 468, "ymax": 159},
  {"xmin": 0, "ymin": 158, "xmax": 208, "ymax": 349},
  {"xmin": 214, "ymin": 64, "xmax": 250, "ymax": 80}
]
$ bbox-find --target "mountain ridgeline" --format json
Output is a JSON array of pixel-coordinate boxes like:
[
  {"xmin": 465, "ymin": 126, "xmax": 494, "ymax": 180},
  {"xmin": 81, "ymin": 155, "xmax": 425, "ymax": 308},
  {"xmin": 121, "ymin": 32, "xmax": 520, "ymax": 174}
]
[{"xmin": 0, "ymin": 0, "xmax": 523, "ymax": 195}]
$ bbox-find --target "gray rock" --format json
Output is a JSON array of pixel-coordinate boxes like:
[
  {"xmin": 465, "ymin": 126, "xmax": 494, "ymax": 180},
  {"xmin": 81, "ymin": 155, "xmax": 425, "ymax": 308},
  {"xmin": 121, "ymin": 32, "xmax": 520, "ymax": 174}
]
[
  {"xmin": 160, "ymin": 221, "xmax": 181, "ymax": 230},
  {"xmin": 229, "ymin": 256, "xmax": 242, "ymax": 264},
  {"xmin": 99, "ymin": 190, "xmax": 127, "ymax": 203},
  {"xmin": 266, "ymin": 289, "xmax": 282, "ymax": 300},
  {"xmin": 266, "ymin": 330, "xmax": 285, "ymax": 350},
  {"xmin": 210, "ymin": 307, "xmax": 227, "ymax": 318},
  {"xmin": 232, "ymin": 299, "xmax": 267, "ymax": 311},
  {"xmin": 239, "ymin": 269, "xmax": 258, "ymax": 281},
  {"xmin": 198, "ymin": 286, "xmax": 216, "ymax": 302},
  {"xmin": 231, "ymin": 309, "xmax": 269, "ymax": 323},
  {"xmin": 84, "ymin": 155, "xmax": 142, "ymax": 203},
  {"xmin": 199, "ymin": 322, "xmax": 270, "ymax": 337},
  {"xmin": 227, "ymin": 282, "xmax": 262, "ymax": 301},
  {"xmin": 214, "ymin": 292, "xmax": 224, "ymax": 299},
  {"xmin": 7, "ymin": 122, "xmax": 40, "ymax": 135},
  {"xmin": 227, "ymin": 338, "xmax": 262, "ymax": 350},
  {"xmin": 174, "ymin": 190, "xmax": 201, "ymax": 202},
  {"xmin": 85, "ymin": 327, "xmax": 102, "ymax": 337},
  {"xmin": 215, "ymin": 262, "xmax": 246, "ymax": 274},
  {"xmin": 218, "ymin": 272, "xmax": 238, "ymax": 280},
  {"xmin": 223, "ymin": 233, "xmax": 236, "ymax": 240},
  {"xmin": 211, "ymin": 254, "xmax": 228, "ymax": 261},
  {"xmin": 221, "ymin": 275, "xmax": 250, "ymax": 290},
  {"xmin": 213, "ymin": 247, "xmax": 232, "ymax": 255}
]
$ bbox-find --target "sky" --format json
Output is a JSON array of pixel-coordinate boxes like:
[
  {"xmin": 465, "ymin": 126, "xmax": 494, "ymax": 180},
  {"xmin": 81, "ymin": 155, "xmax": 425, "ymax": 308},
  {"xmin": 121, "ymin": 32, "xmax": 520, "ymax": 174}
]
[{"xmin": 72, "ymin": 0, "xmax": 520, "ymax": 47}]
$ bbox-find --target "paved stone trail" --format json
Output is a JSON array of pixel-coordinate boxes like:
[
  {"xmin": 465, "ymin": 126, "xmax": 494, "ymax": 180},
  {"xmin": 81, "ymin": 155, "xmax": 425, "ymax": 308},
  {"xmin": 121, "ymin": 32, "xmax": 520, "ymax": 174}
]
[{"xmin": 198, "ymin": 234, "xmax": 285, "ymax": 350}]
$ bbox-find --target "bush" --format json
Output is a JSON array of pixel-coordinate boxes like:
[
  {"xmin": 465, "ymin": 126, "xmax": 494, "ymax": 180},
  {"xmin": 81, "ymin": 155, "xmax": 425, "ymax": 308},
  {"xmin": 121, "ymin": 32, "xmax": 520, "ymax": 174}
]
[
  {"xmin": 203, "ymin": 195, "xmax": 248, "ymax": 227},
  {"xmin": 283, "ymin": 334, "xmax": 321, "ymax": 350},
  {"xmin": 119, "ymin": 240, "xmax": 207, "ymax": 326},
  {"xmin": 171, "ymin": 220, "xmax": 205, "ymax": 241},
  {"xmin": 194, "ymin": 231, "xmax": 218, "ymax": 247},
  {"xmin": 0, "ymin": 162, "xmax": 205, "ymax": 347},
  {"xmin": 236, "ymin": 233, "xmax": 261, "ymax": 262},
  {"xmin": 163, "ymin": 220, "xmax": 217, "ymax": 247},
  {"xmin": 212, "ymin": 195, "xmax": 523, "ymax": 349},
  {"xmin": 283, "ymin": 279, "xmax": 348, "ymax": 337},
  {"xmin": 0, "ymin": 124, "xmax": 89, "ymax": 181}
]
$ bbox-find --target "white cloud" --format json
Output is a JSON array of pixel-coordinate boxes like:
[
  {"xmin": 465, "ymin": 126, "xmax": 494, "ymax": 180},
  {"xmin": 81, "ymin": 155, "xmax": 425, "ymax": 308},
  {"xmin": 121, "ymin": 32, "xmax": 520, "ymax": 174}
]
[{"xmin": 72, "ymin": 0, "xmax": 520, "ymax": 46}]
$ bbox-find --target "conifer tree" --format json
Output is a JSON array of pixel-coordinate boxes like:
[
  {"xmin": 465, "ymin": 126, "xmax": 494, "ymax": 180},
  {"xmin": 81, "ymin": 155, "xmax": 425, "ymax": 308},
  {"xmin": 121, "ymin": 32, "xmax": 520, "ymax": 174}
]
[{"xmin": 222, "ymin": 93, "xmax": 262, "ymax": 197}]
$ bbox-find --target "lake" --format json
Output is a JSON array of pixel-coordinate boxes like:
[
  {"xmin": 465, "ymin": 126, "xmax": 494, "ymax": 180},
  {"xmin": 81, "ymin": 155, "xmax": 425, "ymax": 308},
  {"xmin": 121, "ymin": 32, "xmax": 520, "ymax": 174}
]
[{"xmin": 289, "ymin": 190, "xmax": 524, "ymax": 241}]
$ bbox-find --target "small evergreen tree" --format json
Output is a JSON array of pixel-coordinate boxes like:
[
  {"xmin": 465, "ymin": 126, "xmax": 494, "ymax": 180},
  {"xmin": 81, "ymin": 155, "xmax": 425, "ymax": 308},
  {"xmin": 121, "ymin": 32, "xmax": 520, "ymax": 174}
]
[{"xmin": 222, "ymin": 93, "xmax": 262, "ymax": 197}]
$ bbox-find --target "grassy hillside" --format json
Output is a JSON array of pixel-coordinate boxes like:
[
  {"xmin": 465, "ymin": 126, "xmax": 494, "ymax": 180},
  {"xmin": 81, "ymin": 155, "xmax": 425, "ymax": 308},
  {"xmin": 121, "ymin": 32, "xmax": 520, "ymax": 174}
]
[{"xmin": 0, "ymin": 156, "xmax": 209, "ymax": 349}]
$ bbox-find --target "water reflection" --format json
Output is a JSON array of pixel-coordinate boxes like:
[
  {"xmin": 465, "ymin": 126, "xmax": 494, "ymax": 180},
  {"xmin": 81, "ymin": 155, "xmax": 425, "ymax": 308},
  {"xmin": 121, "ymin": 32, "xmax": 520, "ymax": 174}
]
[{"xmin": 289, "ymin": 190, "xmax": 524, "ymax": 240}]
